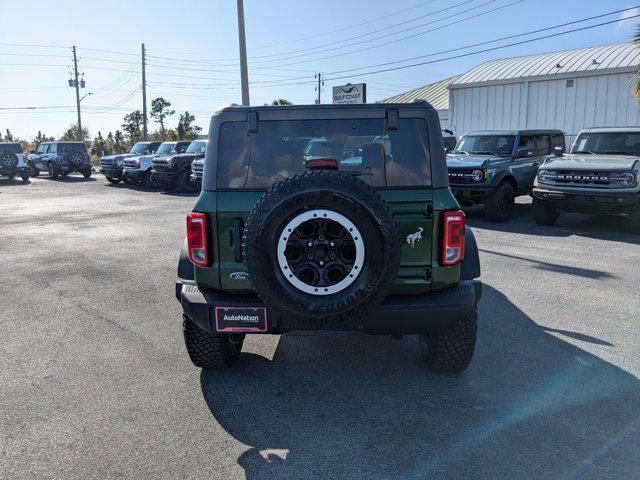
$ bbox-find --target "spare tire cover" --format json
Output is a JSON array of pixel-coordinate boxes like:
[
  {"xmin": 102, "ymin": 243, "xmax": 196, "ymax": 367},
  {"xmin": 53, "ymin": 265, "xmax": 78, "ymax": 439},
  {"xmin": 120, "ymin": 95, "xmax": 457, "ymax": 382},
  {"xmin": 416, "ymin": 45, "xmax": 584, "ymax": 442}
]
[
  {"xmin": 243, "ymin": 170, "xmax": 400, "ymax": 324},
  {"xmin": 0, "ymin": 151, "xmax": 18, "ymax": 169},
  {"xmin": 68, "ymin": 150, "xmax": 84, "ymax": 166}
]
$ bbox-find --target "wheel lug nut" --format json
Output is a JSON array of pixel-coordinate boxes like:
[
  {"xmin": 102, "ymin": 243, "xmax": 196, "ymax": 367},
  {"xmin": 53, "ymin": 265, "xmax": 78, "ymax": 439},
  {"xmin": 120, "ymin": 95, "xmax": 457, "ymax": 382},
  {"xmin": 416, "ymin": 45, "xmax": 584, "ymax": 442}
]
[
  {"xmin": 308, "ymin": 254, "xmax": 314, "ymax": 259},
  {"xmin": 330, "ymin": 241, "xmax": 335, "ymax": 247},
  {"xmin": 319, "ymin": 260, "xmax": 324, "ymax": 266},
  {"xmin": 329, "ymin": 254, "xmax": 335, "ymax": 259},
  {"xmin": 318, "ymin": 235, "xmax": 325, "ymax": 241},
  {"xmin": 307, "ymin": 241, "xmax": 313, "ymax": 247}
]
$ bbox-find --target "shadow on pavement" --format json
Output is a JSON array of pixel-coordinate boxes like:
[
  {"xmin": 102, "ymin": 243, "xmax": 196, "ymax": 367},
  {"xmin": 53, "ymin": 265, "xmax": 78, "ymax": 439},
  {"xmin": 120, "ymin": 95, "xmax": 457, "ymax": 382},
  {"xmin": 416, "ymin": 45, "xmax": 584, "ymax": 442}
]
[
  {"xmin": 478, "ymin": 248, "xmax": 617, "ymax": 279},
  {"xmin": 200, "ymin": 285, "xmax": 640, "ymax": 480},
  {"xmin": 465, "ymin": 201, "xmax": 639, "ymax": 245}
]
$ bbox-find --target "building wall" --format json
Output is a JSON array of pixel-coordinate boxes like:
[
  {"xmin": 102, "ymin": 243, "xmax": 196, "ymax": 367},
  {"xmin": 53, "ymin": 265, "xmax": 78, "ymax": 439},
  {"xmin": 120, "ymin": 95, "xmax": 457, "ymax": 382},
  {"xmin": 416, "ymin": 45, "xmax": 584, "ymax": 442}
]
[{"xmin": 448, "ymin": 71, "xmax": 640, "ymax": 147}]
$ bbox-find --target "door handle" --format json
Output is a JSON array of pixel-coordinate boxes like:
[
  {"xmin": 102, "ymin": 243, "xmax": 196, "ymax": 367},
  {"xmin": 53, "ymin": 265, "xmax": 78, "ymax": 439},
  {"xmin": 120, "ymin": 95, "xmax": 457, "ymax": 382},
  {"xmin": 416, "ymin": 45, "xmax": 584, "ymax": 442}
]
[{"xmin": 232, "ymin": 217, "xmax": 244, "ymax": 263}]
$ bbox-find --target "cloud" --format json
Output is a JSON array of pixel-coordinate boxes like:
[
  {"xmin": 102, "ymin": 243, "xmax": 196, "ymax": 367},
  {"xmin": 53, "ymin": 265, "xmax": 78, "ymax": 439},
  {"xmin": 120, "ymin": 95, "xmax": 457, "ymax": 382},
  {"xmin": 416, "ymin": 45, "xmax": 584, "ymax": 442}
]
[{"xmin": 618, "ymin": 7, "xmax": 640, "ymax": 29}]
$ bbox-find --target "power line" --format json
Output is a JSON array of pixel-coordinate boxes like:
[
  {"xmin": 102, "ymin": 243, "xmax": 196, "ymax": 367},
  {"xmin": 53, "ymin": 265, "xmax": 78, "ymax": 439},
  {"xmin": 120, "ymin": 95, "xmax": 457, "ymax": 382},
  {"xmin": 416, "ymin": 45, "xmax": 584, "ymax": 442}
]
[
  {"xmin": 323, "ymin": 13, "xmax": 640, "ymax": 82},
  {"xmin": 323, "ymin": 5, "xmax": 640, "ymax": 77}
]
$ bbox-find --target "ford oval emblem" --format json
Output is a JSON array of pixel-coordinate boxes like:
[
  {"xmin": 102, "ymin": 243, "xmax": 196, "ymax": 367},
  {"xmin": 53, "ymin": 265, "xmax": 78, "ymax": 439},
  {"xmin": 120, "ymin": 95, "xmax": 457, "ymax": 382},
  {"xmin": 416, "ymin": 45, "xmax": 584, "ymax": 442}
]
[{"xmin": 230, "ymin": 272, "xmax": 249, "ymax": 281}]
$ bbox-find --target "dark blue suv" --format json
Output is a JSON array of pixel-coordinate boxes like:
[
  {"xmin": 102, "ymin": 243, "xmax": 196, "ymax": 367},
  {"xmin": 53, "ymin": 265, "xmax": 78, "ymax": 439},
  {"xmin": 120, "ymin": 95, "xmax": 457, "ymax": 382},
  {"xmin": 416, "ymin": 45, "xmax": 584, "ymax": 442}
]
[
  {"xmin": 30, "ymin": 141, "xmax": 92, "ymax": 179},
  {"xmin": 446, "ymin": 130, "xmax": 565, "ymax": 221}
]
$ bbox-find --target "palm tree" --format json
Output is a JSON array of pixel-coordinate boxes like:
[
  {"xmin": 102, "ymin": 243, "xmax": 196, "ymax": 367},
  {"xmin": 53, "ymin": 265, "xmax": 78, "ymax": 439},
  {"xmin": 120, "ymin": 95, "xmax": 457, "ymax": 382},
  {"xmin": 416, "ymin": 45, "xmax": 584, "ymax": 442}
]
[{"xmin": 271, "ymin": 99, "xmax": 293, "ymax": 105}]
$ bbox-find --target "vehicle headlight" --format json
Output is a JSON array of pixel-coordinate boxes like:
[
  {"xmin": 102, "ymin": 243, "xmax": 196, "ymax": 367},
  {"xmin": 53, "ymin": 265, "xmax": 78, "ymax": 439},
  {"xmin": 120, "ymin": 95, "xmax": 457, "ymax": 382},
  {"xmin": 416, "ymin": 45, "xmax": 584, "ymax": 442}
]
[
  {"xmin": 538, "ymin": 169, "xmax": 551, "ymax": 183},
  {"xmin": 619, "ymin": 172, "xmax": 637, "ymax": 186},
  {"xmin": 135, "ymin": 159, "xmax": 141, "ymax": 168},
  {"xmin": 471, "ymin": 169, "xmax": 484, "ymax": 182}
]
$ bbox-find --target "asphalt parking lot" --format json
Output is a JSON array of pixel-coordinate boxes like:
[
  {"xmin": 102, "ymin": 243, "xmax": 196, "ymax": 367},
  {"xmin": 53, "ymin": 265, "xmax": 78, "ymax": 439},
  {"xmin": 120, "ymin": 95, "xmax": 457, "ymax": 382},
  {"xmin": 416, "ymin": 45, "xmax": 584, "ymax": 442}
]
[{"xmin": 1, "ymin": 174, "xmax": 639, "ymax": 480}]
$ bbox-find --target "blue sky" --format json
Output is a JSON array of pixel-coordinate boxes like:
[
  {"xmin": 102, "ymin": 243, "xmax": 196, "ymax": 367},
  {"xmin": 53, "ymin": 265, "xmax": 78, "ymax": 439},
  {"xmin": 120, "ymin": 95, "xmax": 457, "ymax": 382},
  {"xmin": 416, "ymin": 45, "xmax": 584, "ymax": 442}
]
[{"xmin": 1, "ymin": 0, "xmax": 638, "ymax": 139}]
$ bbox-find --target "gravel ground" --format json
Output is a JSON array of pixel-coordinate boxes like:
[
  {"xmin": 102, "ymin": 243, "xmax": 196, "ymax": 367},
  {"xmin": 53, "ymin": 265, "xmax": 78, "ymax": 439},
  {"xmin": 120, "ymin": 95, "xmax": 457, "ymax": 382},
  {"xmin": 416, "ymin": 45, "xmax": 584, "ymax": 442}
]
[{"xmin": 1, "ymin": 174, "xmax": 639, "ymax": 480}]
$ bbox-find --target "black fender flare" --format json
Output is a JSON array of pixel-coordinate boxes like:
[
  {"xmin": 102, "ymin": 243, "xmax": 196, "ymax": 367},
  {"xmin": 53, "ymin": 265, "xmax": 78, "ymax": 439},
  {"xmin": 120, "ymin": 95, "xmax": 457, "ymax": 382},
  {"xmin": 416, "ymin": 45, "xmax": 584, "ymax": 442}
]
[
  {"xmin": 177, "ymin": 238, "xmax": 195, "ymax": 281},
  {"xmin": 460, "ymin": 226, "xmax": 480, "ymax": 280},
  {"xmin": 492, "ymin": 171, "xmax": 518, "ymax": 192}
]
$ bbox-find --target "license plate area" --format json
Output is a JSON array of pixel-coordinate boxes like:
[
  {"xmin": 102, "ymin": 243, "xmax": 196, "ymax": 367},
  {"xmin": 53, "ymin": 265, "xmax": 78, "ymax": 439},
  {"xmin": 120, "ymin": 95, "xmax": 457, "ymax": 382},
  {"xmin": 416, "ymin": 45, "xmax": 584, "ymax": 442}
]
[{"xmin": 215, "ymin": 306, "xmax": 268, "ymax": 333}]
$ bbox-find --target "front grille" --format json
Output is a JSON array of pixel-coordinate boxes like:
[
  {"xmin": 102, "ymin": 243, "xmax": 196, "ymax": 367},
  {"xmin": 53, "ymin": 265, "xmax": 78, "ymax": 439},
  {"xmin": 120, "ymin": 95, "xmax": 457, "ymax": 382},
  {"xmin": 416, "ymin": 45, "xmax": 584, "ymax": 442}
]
[
  {"xmin": 152, "ymin": 159, "xmax": 172, "ymax": 171},
  {"xmin": 123, "ymin": 159, "xmax": 138, "ymax": 168},
  {"xmin": 191, "ymin": 162, "xmax": 204, "ymax": 174},
  {"xmin": 542, "ymin": 170, "xmax": 634, "ymax": 188},
  {"xmin": 448, "ymin": 168, "xmax": 480, "ymax": 184},
  {"xmin": 100, "ymin": 158, "xmax": 116, "ymax": 167}
]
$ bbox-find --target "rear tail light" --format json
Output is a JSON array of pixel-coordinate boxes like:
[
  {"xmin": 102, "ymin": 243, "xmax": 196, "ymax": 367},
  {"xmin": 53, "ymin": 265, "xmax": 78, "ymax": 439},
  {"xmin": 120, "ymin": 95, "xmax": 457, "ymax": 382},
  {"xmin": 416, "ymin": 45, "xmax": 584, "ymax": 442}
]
[
  {"xmin": 442, "ymin": 210, "xmax": 465, "ymax": 266},
  {"xmin": 186, "ymin": 212, "xmax": 209, "ymax": 266}
]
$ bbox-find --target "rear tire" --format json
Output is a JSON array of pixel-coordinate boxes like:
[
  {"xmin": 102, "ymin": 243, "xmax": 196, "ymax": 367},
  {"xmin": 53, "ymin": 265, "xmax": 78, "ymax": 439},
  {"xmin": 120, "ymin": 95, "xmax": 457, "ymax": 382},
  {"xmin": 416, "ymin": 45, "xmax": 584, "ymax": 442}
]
[
  {"xmin": 419, "ymin": 309, "xmax": 477, "ymax": 372},
  {"xmin": 20, "ymin": 170, "xmax": 30, "ymax": 182},
  {"xmin": 32, "ymin": 168, "xmax": 40, "ymax": 177},
  {"xmin": 532, "ymin": 198, "xmax": 559, "ymax": 226},
  {"xmin": 106, "ymin": 176, "xmax": 120, "ymax": 184},
  {"xmin": 483, "ymin": 182, "xmax": 515, "ymax": 222},
  {"xmin": 183, "ymin": 314, "xmax": 244, "ymax": 368},
  {"xmin": 82, "ymin": 168, "xmax": 92, "ymax": 179}
]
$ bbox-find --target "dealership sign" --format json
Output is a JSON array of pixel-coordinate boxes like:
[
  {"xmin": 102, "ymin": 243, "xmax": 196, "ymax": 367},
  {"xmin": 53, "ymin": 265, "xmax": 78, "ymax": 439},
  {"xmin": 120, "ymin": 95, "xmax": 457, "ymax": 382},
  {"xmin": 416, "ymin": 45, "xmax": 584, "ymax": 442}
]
[{"xmin": 332, "ymin": 83, "xmax": 367, "ymax": 104}]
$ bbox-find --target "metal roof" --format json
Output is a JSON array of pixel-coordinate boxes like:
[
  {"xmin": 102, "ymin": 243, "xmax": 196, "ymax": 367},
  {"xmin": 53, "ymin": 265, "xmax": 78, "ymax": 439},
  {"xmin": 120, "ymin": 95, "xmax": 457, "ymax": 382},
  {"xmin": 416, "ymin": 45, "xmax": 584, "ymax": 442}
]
[
  {"xmin": 380, "ymin": 74, "xmax": 461, "ymax": 109},
  {"xmin": 451, "ymin": 42, "xmax": 639, "ymax": 87}
]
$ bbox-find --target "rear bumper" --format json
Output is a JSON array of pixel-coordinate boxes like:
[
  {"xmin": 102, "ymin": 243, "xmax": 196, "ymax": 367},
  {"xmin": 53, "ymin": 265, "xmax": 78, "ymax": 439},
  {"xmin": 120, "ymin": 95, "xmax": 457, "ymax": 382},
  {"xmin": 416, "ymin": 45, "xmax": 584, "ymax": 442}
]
[
  {"xmin": 533, "ymin": 187, "xmax": 640, "ymax": 213},
  {"xmin": 177, "ymin": 280, "xmax": 482, "ymax": 335}
]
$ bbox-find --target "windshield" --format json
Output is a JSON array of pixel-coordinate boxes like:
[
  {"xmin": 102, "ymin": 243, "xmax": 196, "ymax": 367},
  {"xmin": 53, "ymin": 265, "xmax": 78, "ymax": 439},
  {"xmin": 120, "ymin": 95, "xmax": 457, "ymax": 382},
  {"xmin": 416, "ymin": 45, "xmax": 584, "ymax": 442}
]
[
  {"xmin": 217, "ymin": 118, "xmax": 432, "ymax": 189},
  {"xmin": 156, "ymin": 142, "xmax": 176, "ymax": 155},
  {"xmin": 453, "ymin": 135, "xmax": 515, "ymax": 156},
  {"xmin": 186, "ymin": 141, "xmax": 207, "ymax": 154},
  {"xmin": 572, "ymin": 131, "xmax": 640, "ymax": 155},
  {"xmin": 130, "ymin": 142, "xmax": 151, "ymax": 155}
]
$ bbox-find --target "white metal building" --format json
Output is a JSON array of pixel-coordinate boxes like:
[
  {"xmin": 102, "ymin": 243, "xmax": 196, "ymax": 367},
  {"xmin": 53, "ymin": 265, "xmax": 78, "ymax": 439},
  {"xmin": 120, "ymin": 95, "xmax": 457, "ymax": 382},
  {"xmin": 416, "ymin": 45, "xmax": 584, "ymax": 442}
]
[
  {"xmin": 383, "ymin": 74, "xmax": 461, "ymax": 127},
  {"xmin": 383, "ymin": 42, "xmax": 640, "ymax": 146}
]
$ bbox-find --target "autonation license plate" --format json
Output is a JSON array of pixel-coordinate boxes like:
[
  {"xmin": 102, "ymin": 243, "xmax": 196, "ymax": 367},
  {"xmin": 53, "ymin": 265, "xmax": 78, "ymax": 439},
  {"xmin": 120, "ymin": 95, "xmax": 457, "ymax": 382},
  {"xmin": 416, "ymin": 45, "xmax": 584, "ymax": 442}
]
[{"xmin": 215, "ymin": 306, "xmax": 268, "ymax": 333}]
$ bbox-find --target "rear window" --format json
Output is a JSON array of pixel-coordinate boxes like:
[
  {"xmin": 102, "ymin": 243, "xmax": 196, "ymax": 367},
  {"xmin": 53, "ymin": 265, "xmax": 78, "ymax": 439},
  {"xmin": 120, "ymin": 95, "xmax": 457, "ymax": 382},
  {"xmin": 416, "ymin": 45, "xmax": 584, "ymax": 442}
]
[
  {"xmin": 0, "ymin": 143, "xmax": 22, "ymax": 154},
  {"xmin": 58, "ymin": 143, "xmax": 87, "ymax": 153},
  {"xmin": 217, "ymin": 118, "xmax": 431, "ymax": 189}
]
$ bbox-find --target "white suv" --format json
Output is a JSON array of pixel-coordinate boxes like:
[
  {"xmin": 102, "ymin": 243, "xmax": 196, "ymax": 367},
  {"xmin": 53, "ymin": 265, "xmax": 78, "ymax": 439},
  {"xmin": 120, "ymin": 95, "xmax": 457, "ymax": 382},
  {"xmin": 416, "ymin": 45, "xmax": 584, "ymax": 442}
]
[{"xmin": 0, "ymin": 142, "xmax": 30, "ymax": 182}]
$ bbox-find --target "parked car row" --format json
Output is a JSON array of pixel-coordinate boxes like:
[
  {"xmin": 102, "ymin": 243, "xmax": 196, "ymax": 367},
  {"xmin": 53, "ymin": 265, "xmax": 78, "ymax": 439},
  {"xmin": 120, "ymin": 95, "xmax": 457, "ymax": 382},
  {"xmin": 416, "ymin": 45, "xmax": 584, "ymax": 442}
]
[
  {"xmin": 446, "ymin": 127, "xmax": 640, "ymax": 230},
  {"xmin": 99, "ymin": 139, "xmax": 207, "ymax": 192}
]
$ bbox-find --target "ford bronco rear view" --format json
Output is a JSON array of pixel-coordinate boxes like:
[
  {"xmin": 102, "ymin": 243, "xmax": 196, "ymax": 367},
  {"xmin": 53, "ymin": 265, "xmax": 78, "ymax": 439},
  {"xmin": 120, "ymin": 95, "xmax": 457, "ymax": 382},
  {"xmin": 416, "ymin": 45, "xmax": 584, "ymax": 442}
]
[{"xmin": 176, "ymin": 102, "xmax": 482, "ymax": 372}]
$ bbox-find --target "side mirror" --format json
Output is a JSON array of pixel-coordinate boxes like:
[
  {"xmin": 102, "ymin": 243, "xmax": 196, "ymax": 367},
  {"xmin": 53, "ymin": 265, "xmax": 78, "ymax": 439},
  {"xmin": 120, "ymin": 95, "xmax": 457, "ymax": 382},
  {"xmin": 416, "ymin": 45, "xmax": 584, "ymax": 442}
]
[
  {"xmin": 516, "ymin": 147, "xmax": 533, "ymax": 158},
  {"xmin": 553, "ymin": 145, "xmax": 565, "ymax": 156}
]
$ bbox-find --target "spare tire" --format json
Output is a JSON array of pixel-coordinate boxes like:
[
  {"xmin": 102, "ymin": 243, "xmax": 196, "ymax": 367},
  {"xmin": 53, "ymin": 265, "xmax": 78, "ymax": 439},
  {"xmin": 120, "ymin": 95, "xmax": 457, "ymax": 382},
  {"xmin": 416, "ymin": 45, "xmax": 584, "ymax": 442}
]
[
  {"xmin": 68, "ymin": 150, "xmax": 84, "ymax": 167},
  {"xmin": 243, "ymin": 170, "xmax": 400, "ymax": 325},
  {"xmin": 0, "ymin": 151, "xmax": 18, "ymax": 169}
]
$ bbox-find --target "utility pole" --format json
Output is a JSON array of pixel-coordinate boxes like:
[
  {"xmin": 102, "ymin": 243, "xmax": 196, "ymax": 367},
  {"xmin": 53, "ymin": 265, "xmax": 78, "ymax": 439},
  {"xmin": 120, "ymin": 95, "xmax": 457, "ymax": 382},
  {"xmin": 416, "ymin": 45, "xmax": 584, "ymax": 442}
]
[
  {"xmin": 72, "ymin": 46, "xmax": 82, "ymax": 141},
  {"xmin": 315, "ymin": 73, "xmax": 324, "ymax": 104},
  {"xmin": 141, "ymin": 43, "xmax": 148, "ymax": 140},
  {"xmin": 236, "ymin": 0, "xmax": 250, "ymax": 106}
]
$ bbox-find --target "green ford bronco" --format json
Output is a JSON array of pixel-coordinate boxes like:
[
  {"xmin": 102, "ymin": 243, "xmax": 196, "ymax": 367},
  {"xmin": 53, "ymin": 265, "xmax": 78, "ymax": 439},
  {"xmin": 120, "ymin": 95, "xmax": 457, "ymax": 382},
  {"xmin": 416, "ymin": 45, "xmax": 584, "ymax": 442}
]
[{"xmin": 176, "ymin": 102, "xmax": 482, "ymax": 372}]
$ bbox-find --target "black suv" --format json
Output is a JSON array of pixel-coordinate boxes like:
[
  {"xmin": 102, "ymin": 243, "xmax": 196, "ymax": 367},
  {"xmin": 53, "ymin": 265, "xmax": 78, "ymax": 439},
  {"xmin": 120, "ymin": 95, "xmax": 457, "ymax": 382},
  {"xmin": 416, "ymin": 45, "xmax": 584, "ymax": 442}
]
[
  {"xmin": 30, "ymin": 141, "xmax": 92, "ymax": 179},
  {"xmin": 0, "ymin": 142, "xmax": 31, "ymax": 182},
  {"xmin": 150, "ymin": 140, "xmax": 205, "ymax": 192},
  {"xmin": 447, "ymin": 130, "xmax": 565, "ymax": 221}
]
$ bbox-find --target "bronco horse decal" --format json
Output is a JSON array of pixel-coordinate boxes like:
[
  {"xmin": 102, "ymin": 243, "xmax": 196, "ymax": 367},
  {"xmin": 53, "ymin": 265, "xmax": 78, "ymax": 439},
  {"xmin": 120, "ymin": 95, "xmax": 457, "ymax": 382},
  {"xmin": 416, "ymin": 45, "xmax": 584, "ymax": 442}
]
[{"xmin": 406, "ymin": 227, "xmax": 423, "ymax": 248}]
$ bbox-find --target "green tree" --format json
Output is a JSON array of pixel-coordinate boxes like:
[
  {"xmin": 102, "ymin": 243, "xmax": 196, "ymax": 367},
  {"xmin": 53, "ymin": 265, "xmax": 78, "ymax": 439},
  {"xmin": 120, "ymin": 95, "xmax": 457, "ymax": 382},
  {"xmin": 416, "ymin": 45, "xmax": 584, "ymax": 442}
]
[
  {"xmin": 60, "ymin": 123, "xmax": 89, "ymax": 141},
  {"xmin": 272, "ymin": 98, "xmax": 293, "ymax": 105},
  {"xmin": 176, "ymin": 111, "xmax": 202, "ymax": 140},
  {"xmin": 91, "ymin": 131, "xmax": 110, "ymax": 157},
  {"xmin": 150, "ymin": 97, "xmax": 175, "ymax": 133},
  {"xmin": 121, "ymin": 110, "xmax": 144, "ymax": 144},
  {"xmin": 32, "ymin": 131, "xmax": 52, "ymax": 148},
  {"xmin": 113, "ymin": 130, "xmax": 125, "ymax": 152}
]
